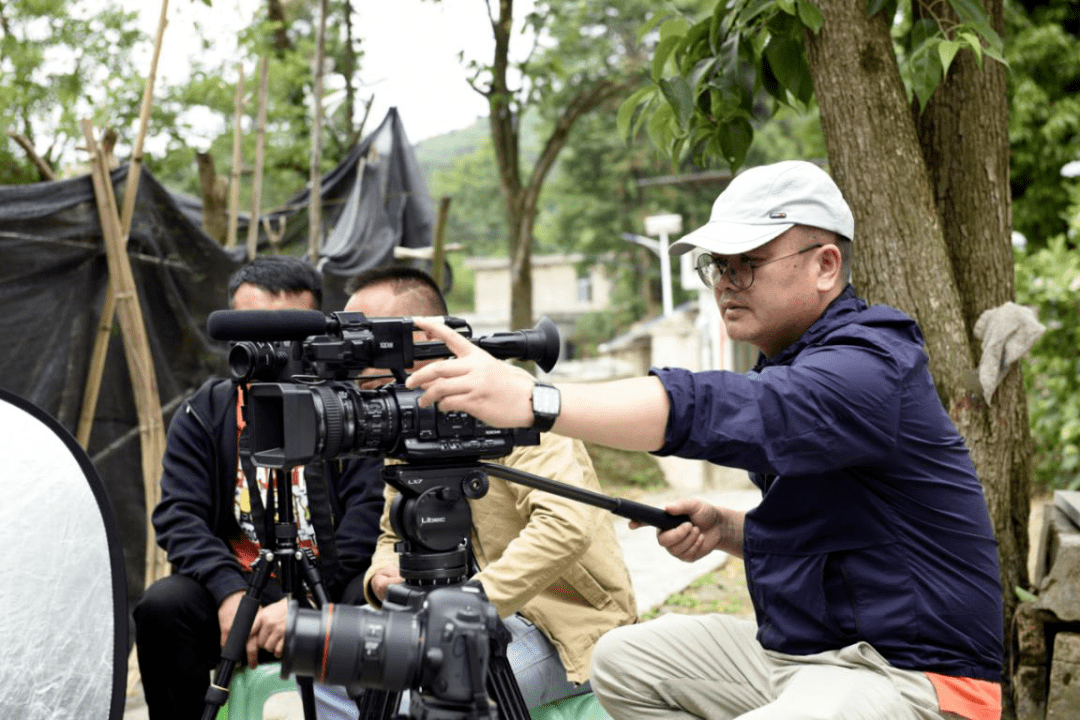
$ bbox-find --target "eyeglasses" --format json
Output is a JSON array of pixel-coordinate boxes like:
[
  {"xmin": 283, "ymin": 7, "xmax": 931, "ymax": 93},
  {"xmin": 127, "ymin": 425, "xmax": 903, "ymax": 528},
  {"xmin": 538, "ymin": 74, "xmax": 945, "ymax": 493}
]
[{"xmin": 694, "ymin": 244, "xmax": 824, "ymax": 290}]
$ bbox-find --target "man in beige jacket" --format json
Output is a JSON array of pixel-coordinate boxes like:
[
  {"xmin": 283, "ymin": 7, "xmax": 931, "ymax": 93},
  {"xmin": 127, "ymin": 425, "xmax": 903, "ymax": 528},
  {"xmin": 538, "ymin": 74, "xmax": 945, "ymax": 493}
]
[{"xmin": 315, "ymin": 265, "xmax": 636, "ymax": 719}]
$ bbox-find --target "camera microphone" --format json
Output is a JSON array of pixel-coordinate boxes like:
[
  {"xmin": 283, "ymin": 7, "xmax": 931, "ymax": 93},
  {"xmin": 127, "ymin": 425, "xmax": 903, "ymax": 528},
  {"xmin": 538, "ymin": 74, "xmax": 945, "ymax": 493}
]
[{"xmin": 207, "ymin": 309, "xmax": 329, "ymax": 341}]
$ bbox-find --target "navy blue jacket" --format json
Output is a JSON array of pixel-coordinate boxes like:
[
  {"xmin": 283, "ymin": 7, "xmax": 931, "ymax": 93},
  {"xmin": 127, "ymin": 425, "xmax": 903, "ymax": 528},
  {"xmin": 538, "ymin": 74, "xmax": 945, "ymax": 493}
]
[
  {"xmin": 653, "ymin": 286, "xmax": 1002, "ymax": 681},
  {"xmin": 152, "ymin": 378, "xmax": 385, "ymax": 605}
]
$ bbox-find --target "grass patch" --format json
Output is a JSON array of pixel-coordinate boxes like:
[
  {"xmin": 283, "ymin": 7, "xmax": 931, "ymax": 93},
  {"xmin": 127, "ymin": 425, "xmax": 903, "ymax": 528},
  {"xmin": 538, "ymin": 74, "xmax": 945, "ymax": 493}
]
[
  {"xmin": 586, "ymin": 441, "xmax": 667, "ymax": 496},
  {"xmin": 642, "ymin": 558, "xmax": 756, "ymax": 621}
]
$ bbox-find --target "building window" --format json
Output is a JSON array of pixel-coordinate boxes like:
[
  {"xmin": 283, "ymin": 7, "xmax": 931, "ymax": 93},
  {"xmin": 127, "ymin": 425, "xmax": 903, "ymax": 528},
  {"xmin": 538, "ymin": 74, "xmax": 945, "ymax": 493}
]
[{"xmin": 577, "ymin": 277, "xmax": 592, "ymax": 303}]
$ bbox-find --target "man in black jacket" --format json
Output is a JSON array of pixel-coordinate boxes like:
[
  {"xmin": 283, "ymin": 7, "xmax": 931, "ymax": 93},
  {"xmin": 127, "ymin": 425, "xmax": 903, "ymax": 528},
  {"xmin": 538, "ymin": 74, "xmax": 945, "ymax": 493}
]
[{"xmin": 133, "ymin": 256, "xmax": 385, "ymax": 720}]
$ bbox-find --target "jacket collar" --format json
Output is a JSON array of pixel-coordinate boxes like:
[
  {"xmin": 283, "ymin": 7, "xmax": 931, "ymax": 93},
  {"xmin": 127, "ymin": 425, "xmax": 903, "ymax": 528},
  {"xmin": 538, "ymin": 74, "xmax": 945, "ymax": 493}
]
[{"xmin": 754, "ymin": 284, "xmax": 866, "ymax": 370}]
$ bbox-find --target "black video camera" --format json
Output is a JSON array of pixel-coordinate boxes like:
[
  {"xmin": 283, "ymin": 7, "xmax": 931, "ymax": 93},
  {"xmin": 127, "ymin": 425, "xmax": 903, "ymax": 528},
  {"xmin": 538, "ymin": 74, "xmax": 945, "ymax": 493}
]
[{"xmin": 206, "ymin": 309, "xmax": 561, "ymax": 467}]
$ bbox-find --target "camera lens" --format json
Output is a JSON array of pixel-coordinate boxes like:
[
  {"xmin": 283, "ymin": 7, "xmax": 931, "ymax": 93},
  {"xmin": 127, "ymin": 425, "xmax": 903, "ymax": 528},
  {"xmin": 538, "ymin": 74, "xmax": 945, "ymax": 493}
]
[{"xmin": 283, "ymin": 601, "xmax": 422, "ymax": 689}]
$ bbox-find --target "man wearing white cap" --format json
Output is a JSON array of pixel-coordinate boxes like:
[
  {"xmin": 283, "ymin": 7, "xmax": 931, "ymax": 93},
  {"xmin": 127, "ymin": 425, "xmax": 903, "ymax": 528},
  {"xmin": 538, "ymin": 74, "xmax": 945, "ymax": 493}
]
[{"xmin": 403, "ymin": 161, "xmax": 1003, "ymax": 719}]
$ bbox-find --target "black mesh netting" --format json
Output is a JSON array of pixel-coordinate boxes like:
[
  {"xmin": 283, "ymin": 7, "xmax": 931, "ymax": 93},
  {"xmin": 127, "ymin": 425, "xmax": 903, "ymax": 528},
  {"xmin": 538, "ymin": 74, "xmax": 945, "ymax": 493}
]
[{"xmin": 0, "ymin": 108, "xmax": 433, "ymax": 624}]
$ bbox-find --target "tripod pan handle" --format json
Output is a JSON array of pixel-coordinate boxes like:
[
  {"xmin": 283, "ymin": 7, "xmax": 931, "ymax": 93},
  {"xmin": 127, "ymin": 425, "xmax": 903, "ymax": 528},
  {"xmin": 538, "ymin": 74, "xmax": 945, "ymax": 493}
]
[{"xmin": 609, "ymin": 497, "xmax": 691, "ymax": 531}]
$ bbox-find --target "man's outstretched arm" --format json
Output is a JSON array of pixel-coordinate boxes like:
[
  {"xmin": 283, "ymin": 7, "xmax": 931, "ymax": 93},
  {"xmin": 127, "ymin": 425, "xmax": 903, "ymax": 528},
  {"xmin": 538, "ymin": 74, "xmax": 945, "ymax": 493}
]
[{"xmin": 407, "ymin": 318, "xmax": 670, "ymax": 452}]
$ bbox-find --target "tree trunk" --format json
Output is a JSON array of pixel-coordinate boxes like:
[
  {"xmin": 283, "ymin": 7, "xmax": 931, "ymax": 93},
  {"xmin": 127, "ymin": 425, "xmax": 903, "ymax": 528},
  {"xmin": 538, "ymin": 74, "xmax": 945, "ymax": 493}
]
[
  {"xmin": 196, "ymin": 152, "xmax": 228, "ymax": 245},
  {"xmin": 806, "ymin": 2, "xmax": 1026, "ymax": 707},
  {"xmin": 915, "ymin": 3, "xmax": 1030, "ymax": 712}
]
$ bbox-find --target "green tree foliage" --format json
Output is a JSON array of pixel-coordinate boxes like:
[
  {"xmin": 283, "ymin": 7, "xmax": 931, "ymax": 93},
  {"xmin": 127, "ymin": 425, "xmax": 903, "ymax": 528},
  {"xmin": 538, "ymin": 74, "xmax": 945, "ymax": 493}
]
[
  {"xmin": 1005, "ymin": 0, "xmax": 1080, "ymax": 248},
  {"xmin": 618, "ymin": 0, "xmax": 1004, "ymax": 170},
  {"xmin": 1016, "ymin": 234, "xmax": 1080, "ymax": 490},
  {"xmin": 0, "ymin": 0, "xmax": 144, "ymax": 182},
  {"xmin": 148, "ymin": 3, "xmax": 366, "ymax": 211}
]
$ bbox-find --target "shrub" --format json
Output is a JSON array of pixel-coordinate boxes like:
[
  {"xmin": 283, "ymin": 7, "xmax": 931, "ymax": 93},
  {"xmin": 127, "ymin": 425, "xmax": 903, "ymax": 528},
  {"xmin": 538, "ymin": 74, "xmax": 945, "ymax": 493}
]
[{"xmin": 1015, "ymin": 236, "xmax": 1080, "ymax": 490}]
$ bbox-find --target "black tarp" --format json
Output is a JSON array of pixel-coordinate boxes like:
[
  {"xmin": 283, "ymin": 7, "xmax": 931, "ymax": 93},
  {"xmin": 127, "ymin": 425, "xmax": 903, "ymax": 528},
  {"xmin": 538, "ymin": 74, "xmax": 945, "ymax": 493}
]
[{"xmin": 0, "ymin": 107, "xmax": 432, "ymax": 623}]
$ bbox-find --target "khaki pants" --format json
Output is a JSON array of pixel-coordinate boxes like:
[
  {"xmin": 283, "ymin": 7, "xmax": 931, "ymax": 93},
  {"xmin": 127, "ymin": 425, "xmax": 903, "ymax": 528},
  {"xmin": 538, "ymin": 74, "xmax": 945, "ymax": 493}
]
[{"xmin": 590, "ymin": 614, "xmax": 954, "ymax": 720}]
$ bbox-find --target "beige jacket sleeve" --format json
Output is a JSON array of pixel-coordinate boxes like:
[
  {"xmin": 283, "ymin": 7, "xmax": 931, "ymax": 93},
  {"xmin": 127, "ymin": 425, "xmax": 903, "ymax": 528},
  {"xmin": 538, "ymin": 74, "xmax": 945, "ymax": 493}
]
[{"xmin": 463, "ymin": 433, "xmax": 606, "ymax": 617}]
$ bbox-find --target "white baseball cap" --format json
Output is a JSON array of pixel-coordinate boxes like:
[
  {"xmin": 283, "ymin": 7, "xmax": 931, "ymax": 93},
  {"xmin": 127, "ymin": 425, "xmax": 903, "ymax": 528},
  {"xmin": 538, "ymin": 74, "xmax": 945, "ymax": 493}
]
[{"xmin": 668, "ymin": 160, "xmax": 854, "ymax": 256}]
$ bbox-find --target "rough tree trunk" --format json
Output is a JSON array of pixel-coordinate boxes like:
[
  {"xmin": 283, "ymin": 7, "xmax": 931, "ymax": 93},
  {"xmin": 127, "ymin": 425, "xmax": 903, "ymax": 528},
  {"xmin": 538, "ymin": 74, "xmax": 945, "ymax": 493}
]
[
  {"xmin": 806, "ymin": 2, "xmax": 1027, "ymax": 708},
  {"xmin": 196, "ymin": 152, "xmax": 228, "ymax": 245},
  {"xmin": 916, "ymin": 3, "xmax": 1031, "ymax": 713}
]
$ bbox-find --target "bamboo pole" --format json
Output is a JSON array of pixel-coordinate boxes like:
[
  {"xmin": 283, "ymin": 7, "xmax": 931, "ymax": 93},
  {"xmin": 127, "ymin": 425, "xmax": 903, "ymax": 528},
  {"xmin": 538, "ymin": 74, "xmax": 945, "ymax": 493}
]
[
  {"xmin": 226, "ymin": 64, "xmax": 245, "ymax": 249},
  {"xmin": 80, "ymin": 118, "xmax": 169, "ymax": 596},
  {"xmin": 120, "ymin": 0, "xmax": 169, "ymax": 234},
  {"xmin": 246, "ymin": 55, "xmax": 270, "ymax": 260},
  {"xmin": 77, "ymin": 0, "xmax": 169, "ymax": 448},
  {"xmin": 308, "ymin": 0, "xmax": 328, "ymax": 262}
]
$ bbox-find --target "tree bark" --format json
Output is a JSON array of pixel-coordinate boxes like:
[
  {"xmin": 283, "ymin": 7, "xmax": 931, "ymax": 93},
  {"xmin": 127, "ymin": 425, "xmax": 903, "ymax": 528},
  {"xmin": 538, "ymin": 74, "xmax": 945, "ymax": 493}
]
[
  {"xmin": 806, "ymin": 2, "xmax": 1026, "ymax": 706},
  {"xmin": 196, "ymin": 152, "xmax": 228, "ymax": 245},
  {"xmin": 915, "ymin": 3, "xmax": 1030, "ymax": 710}
]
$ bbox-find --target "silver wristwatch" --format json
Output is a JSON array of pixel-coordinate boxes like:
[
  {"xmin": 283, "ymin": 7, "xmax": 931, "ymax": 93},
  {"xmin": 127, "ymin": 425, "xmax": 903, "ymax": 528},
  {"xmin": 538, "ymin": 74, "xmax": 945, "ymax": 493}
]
[{"xmin": 530, "ymin": 382, "xmax": 561, "ymax": 432}]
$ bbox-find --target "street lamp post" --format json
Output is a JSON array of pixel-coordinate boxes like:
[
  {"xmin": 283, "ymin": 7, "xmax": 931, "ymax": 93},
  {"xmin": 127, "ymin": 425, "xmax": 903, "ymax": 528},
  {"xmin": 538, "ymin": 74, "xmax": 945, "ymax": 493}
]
[{"xmin": 642, "ymin": 213, "xmax": 683, "ymax": 316}]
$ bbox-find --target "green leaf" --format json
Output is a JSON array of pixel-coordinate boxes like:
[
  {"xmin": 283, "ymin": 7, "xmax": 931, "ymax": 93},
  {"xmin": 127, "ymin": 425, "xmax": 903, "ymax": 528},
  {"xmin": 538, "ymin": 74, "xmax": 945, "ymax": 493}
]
[
  {"xmin": 659, "ymin": 18, "xmax": 691, "ymax": 41},
  {"xmin": 866, "ymin": 0, "xmax": 889, "ymax": 16},
  {"xmin": 909, "ymin": 39, "xmax": 944, "ymax": 111},
  {"xmin": 909, "ymin": 18, "xmax": 939, "ymax": 52},
  {"xmin": 938, "ymin": 40, "xmax": 962, "ymax": 76},
  {"xmin": 796, "ymin": 0, "xmax": 824, "ymax": 33},
  {"xmin": 777, "ymin": 0, "xmax": 797, "ymax": 15},
  {"xmin": 653, "ymin": 36, "xmax": 682, "ymax": 81},
  {"xmin": 658, "ymin": 76, "xmax": 695, "ymax": 131},
  {"xmin": 616, "ymin": 86, "xmax": 656, "ymax": 140},
  {"xmin": 764, "ymin": 37, "xmax": 814, "ymax": 105},
  {"xmin": 637, "ymin": 12, "xmax": 675, "ymax": 43},
  {"xmin": 738, "ymin": 0, "xmax": 777, "ymax": 26},
  {"xmin": 959, "ymin": 31, "xmax": 984, "ymax": 68},
  {"xmin": 646, "ymin": 102, "xmax": 677, "ymax": 156},
  {"xmin": 718, "ymin": 116, "xmax": 754, "ymax": 171},
  {"xmin": 1015, "ymin": 586, "xmax": 1039, "ymax": 604}
]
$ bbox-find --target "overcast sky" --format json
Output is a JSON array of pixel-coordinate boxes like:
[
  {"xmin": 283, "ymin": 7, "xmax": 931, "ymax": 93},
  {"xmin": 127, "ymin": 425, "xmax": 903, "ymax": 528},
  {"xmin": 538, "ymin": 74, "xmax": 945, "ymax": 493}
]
[{"xmin": 121, "ymin": 0, "xmax": 534, "ymax": 144}]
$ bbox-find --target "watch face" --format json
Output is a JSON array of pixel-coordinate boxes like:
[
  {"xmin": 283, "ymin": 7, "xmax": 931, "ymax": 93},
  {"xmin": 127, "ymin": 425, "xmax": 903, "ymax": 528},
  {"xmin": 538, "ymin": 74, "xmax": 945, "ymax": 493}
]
[{"xmin": 533, "ymin": 384, "xmax": 560, "ymax": 416}]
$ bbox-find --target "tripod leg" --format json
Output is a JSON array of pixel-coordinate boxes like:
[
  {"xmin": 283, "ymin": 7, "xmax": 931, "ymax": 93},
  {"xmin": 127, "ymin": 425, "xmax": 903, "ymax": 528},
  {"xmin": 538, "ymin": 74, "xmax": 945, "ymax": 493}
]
[
  {"xmin": 486, "ymin": 618, "xmax": 530, "ymax": 720},
  {"xmin": 486, "ymin": 654, "xmax": 530, "ymax": 720},
  {"xmin": 201, "ymin": 554, "xmax": 276, "ymax": 720},
  {"xmin": 356, "ymin": 688, "xmax": 402, "ymax": 719}
]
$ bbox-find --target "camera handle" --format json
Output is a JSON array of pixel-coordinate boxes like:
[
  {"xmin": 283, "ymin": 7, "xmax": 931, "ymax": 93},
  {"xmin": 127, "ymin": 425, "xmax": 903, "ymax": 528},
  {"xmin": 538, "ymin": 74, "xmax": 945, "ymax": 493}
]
[
  {"xmin": 201, "ymin": 465, "xmax": 329, "ymax": 720},
  {"xmin": 479, "ymin": 463, "xmax": 693, "ymax": 531}
]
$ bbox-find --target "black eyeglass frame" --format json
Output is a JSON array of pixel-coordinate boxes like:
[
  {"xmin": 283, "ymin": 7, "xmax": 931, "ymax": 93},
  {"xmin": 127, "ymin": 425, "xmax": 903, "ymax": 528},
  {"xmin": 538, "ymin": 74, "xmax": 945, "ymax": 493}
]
[{"xmin": 694, "ymin": 243, "xmax": 824, "ymax": 290}]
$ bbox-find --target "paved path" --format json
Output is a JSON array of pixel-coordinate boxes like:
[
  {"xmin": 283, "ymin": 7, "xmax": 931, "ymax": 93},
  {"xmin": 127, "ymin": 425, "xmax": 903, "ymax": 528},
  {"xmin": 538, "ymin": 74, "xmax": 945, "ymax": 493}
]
[{"xmin": 123, "ymin": 487, "xmax": 763, "ymax": 720}]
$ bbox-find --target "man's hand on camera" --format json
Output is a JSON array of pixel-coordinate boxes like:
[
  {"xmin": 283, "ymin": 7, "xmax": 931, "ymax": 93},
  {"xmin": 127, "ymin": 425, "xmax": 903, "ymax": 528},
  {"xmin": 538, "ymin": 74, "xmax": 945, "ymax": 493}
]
[
  {"xmin": 407, "ymin": 319, "xmax": 536, "ymax": 429},
  {"xmin": 251, "ymin": 598, "xmax": 289, "ymax": 662},
  {"xmin": 370, "ymin": 565, "xmax": 405, "ymax": 603}
]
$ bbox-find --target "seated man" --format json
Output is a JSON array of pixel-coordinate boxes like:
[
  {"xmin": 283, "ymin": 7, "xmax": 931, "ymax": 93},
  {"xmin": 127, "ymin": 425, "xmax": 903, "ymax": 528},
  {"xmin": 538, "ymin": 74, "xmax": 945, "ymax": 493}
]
[
  {"xmin": 403, "ymin": 161, "xmax": 1003, "ymax": 720},
  {"xmin": 314, "ymin": 266, "xmax": 637, "ymax": 719},
  {"xmin": 134, "ymin": 256, "xmax": 386, "ymax": 720}
]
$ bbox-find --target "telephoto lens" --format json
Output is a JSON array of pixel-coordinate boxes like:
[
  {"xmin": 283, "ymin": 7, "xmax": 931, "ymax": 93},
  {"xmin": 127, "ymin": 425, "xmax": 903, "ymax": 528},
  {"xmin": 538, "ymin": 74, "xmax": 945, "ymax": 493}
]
[{"xmin": 283, "ymin": 600, "xmax": 422, "ymax": 689}]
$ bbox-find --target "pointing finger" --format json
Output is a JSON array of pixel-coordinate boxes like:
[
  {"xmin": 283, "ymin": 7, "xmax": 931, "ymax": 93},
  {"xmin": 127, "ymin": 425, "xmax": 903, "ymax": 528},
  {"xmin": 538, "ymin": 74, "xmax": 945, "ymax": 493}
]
[{"xmin": 413, "ymin": 318, "xmax": 475, "ymax": 356}]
